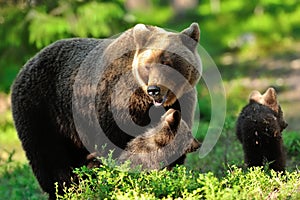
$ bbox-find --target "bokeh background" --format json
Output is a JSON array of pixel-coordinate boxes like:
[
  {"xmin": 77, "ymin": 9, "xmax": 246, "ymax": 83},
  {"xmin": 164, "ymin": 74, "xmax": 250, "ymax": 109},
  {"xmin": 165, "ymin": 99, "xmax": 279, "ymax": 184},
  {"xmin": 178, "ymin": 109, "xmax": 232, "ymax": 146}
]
[{"xmin": 0, "ymin": 0, "xmax": 300, "ymax": 198}]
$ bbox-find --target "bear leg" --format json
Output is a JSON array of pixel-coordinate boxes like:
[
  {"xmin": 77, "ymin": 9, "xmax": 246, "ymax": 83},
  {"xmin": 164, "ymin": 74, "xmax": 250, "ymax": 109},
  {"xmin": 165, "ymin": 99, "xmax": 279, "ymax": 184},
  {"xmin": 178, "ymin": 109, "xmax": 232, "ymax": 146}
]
[
  {"xmin": 243, "ymin": 143, "xmax": 264, "ymax": 168},
  {"xmin": 12, "ymin": 106, "xmax": 85, "ymax": 198},
  {"xmin": 264, "ymin": 139, "xmax": 285, "ymax": 172}
]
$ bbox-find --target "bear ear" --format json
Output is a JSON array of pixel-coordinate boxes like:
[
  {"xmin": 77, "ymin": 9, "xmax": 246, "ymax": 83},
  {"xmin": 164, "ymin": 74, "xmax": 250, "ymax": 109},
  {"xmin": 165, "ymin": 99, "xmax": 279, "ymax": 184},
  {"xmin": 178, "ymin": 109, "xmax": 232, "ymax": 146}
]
[
  {"xmin": 249, "ymin": 88, "xmax": 279, "ymax": 112},
  {"xmin": 133, "ymin": 23, "xmax": 151, "ymax": 49},
  {"xmin": 181, "ymin": 23, "xmax": 200, "ymax": 42},
  {"xmin": 180, "ymin": 22, "xmax": 200, "ymax": 50},
  {"xmin": 262, "ymin": 87, "xmax": 278, "ymax": 112},
  {"xmin": 249, "ymin": 90, "xmax": 262, "ymax": 103},
  {"xmin": 165, "ymin": 109, "xmax": 181, "ymax": 131}
]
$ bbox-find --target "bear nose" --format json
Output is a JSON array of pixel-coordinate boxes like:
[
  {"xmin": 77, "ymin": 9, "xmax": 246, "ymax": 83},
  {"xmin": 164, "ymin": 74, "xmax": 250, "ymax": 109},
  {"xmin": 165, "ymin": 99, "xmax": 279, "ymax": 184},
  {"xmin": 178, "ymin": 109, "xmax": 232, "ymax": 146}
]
[{"xmin": 147, "ymin": 85, "xmax": 160, "ymax": 97}]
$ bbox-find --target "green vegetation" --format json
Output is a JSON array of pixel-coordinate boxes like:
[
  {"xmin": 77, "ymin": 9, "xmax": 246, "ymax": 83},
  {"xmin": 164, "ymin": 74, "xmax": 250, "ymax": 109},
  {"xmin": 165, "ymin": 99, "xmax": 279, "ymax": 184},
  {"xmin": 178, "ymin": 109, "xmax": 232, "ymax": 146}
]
[
  {"xmin": 57, "ymin": 160, "xmax": 300, "ymax": 200},
  {"xmin": 0, "ymin": 152, "xmax": 47, "ymax": 200},
  {"xmin": 1, "ymin": 0, "xmax": 300, "ymax": 199}
]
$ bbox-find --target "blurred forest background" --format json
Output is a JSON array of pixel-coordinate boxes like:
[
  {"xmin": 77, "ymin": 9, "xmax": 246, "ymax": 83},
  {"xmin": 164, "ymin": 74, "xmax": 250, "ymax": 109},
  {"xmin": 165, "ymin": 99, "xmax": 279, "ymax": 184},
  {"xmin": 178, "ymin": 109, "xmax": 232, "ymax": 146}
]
[{"xmin": 1, "ymin": 0, "xmax": 300, "ymax": 198}]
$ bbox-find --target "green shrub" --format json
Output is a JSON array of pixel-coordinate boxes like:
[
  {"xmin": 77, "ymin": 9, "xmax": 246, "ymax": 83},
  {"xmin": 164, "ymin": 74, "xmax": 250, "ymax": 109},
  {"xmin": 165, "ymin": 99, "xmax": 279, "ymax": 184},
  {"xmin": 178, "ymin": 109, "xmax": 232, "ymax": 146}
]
[{"xmin": 58, "ymin": 157, "xmax": 300, "ymax": 200}]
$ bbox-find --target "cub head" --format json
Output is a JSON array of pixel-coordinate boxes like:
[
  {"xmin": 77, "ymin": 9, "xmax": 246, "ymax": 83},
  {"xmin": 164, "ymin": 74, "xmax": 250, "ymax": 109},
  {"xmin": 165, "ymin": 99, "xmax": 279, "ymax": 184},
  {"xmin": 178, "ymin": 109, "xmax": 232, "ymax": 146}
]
[
  {"xmin": 249, "ymin": 87, "xmax": 288, "ymax": 132},
  {"xmin": 132, "ymin": 23, "xmax": 202, "ymax": 107},
  {"xmin": 118, "ymin": 109, "xmax": 200, "ymax": 170},
  {"xmin": 155, "ymin": 109, "xmax": 201, "ymax": 153}
]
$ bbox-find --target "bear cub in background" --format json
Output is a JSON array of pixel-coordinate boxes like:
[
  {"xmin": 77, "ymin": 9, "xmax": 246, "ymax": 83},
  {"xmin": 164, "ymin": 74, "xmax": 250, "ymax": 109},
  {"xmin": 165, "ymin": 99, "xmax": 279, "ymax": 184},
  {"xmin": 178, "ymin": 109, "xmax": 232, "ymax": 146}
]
[
  {"xmin": 118, "ymin": 109, "xmax": 201, "ymax": 170},
  {"xmin": 236, "ymin": 87, "xmax": 288, "ymax": 172}
]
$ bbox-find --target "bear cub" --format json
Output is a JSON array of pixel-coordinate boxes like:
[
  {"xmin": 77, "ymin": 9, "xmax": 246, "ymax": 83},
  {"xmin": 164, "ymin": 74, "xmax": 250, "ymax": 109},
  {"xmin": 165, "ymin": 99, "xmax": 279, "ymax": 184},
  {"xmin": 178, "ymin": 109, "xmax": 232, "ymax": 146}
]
[
  {"xmin": 118, "ymin": 109, "xmax": 201, "ymax": 170},
  {"xmin": 236, "ymin": 87, "xmax": 288, "ymax": 172}
]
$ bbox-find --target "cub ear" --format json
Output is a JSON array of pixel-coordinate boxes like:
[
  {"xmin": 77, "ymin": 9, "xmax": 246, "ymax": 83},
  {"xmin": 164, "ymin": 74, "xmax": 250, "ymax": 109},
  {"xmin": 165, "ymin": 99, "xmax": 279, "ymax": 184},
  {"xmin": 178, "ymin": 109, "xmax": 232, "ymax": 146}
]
[
  {"xmin": 249, "ymin": 90, "xmax": 262, "ymax": 103},
  {"xmin": 262, "ymin": 87, "xmax": 278, "ymax": 112},
  {"xmin": 165, "ymin": 109, "xmax": 181, "ymax": 131},
  {"xmin": 249, "ymin": 88, "xmax": 279, "ymax": 112},
  {"xmin": 133, "ymin": 24, "xmax": 150, "ymax": 49}
]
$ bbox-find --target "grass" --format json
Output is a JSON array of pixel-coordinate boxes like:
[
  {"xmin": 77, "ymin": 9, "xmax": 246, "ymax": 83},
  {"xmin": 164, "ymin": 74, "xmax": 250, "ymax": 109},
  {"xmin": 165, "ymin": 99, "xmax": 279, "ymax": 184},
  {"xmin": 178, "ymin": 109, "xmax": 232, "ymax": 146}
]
[
  {"xmin": 0, "ymin": 111, "xmax": 26, "ymax": 162},
  {"xmin": 0, "ymin": 152, "xmax": 47, "ymax": 200}
]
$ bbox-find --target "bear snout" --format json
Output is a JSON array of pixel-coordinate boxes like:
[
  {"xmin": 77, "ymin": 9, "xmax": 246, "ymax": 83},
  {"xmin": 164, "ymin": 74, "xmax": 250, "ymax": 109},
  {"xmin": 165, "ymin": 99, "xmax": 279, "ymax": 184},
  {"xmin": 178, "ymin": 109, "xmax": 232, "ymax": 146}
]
[
  {"xmin": 147, "ymin": 85, "xmax": 170, "ymax": 107},
  {"xmin": 147, "ymin": 85, "xmax": 160, "ymax": 97}
]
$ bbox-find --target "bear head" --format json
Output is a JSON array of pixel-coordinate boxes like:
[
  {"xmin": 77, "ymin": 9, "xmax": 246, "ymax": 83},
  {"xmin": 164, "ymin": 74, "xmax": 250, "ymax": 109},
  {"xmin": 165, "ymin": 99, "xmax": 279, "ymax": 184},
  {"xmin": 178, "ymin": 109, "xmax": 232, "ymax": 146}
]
[
  {"xmin": 132, "ymin": 23, "xmax": 202, "ymax": 107},
  {"xmin": 152, "ymin": 108, "xmax": 201, "ymax": 153},
  {"xmin": 118, "ymin": 108, "xmax": 201, "ymax": 170},
  {"xmin": 249, "ymin": 87, "xmax": 288, "ymax": 135}
]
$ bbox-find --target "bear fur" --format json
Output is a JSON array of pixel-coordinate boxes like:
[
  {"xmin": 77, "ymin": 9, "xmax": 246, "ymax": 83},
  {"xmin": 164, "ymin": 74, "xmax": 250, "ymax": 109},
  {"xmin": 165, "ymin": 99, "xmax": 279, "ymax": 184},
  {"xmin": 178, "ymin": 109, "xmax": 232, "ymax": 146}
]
[
  {"xmin": 11, "ymin": 23, "xmax": 201, "ymax": 199},
  {"xmin": 236, "ymin": 87, "xmax": 288, "ymax": 172},
  {"xmin": 118, "ymin": 109, "xmax": 201, "ymax": 170}
]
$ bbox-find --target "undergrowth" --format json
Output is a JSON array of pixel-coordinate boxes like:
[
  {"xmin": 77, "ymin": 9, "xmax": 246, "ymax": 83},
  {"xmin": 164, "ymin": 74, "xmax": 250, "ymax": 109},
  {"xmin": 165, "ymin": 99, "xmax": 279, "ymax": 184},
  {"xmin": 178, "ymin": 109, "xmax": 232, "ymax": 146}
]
[
  {"xmin": 0, "ymin": 151, "xmax": 47, "ymax": 200},
  {"xmin": 57, "ymin": 155, "xmax": 300, "ymax": 200}
]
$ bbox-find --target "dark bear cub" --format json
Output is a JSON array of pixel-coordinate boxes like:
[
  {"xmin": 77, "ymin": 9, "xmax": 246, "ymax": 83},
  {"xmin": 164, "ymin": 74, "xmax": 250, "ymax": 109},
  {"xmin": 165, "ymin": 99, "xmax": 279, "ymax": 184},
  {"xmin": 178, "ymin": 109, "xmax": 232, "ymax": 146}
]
[
  {"xmin": 118, "ymin": 109, "xmax": 201, "ymax": 170},
  {"xmin": 236, "ymin": 87, "xmax": 288, "ymax": 171}
]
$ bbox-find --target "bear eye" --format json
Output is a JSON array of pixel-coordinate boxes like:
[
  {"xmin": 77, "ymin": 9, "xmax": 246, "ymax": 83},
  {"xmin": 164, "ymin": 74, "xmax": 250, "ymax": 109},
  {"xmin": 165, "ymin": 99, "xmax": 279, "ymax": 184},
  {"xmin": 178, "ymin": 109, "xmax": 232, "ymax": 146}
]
[
  {"xmin": 144, "ymin": 65, "xmax": 151, "ymax": 71},
  {"xmin": 161, "ymin": 60, "xmax": 170, "ymax": 66}
]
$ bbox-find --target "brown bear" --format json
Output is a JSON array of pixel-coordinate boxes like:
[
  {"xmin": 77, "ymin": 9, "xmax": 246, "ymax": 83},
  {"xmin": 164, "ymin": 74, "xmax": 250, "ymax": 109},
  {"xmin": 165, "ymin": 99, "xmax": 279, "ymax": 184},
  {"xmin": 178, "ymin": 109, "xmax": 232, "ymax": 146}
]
[
  {"xmin": 11, "ymin": 23, "xmax": 201, "ymax": 199},
  {"xmin": 236, "ymin": 87, "xmax": 288, "ymax": 172},
  {"xmin": 118, "ymin": 109, "xmax": 201, "ymax": 170}
]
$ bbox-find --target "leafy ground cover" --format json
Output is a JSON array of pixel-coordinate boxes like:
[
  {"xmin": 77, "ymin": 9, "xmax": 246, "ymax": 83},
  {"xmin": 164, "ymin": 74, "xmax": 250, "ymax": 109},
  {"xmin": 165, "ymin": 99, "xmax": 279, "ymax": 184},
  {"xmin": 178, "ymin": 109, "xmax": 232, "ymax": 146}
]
[{"xmin": 58, "ymin": 162, "xmax": 300, "ymax": 200}]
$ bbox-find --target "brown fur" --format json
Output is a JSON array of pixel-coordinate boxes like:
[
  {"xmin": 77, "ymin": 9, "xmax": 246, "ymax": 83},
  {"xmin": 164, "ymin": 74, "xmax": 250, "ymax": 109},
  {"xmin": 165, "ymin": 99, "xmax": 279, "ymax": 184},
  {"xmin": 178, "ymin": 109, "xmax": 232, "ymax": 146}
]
[
  {"xmin": 118, "ymin": 109, "xmax": 201, "ymax": 170},
  {"xmin": 132, "ymin": 23, "xmax": 201, "ymax": 107},
  {"xmin": 11, "ymin": 23, "xmax": 201, "ymax": 199},
  {"xmin": 236, "ymin": 87, "xmax": 288, "ymax": 171}
]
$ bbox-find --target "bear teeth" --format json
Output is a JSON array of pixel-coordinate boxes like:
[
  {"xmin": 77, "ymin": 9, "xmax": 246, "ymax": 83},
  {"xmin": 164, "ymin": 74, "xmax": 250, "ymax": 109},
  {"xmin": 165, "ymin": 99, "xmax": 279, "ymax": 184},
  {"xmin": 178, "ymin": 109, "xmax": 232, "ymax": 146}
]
[
  {"xmin": 154, "ymin": 101, "xmax": 163, "ymax": 107},
  {"xmin": 153, "ymin": 96, "xmax": 167, "ymax": 107}
]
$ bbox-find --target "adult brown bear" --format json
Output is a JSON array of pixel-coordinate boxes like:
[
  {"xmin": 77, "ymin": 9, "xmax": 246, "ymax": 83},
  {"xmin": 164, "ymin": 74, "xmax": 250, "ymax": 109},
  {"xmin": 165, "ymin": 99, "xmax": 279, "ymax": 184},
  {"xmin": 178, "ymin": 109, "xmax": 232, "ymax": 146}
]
[{"xmin": 11, "ymin": 23, "xmax": 201, "ymax": 199}]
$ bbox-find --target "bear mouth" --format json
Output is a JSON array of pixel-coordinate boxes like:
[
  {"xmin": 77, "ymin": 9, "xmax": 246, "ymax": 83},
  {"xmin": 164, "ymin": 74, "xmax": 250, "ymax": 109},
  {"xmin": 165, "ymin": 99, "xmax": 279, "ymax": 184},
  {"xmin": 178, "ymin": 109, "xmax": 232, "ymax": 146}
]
[{"xmin": 153, "ymin": 95, "xmax": 167, "ymax": 107}]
